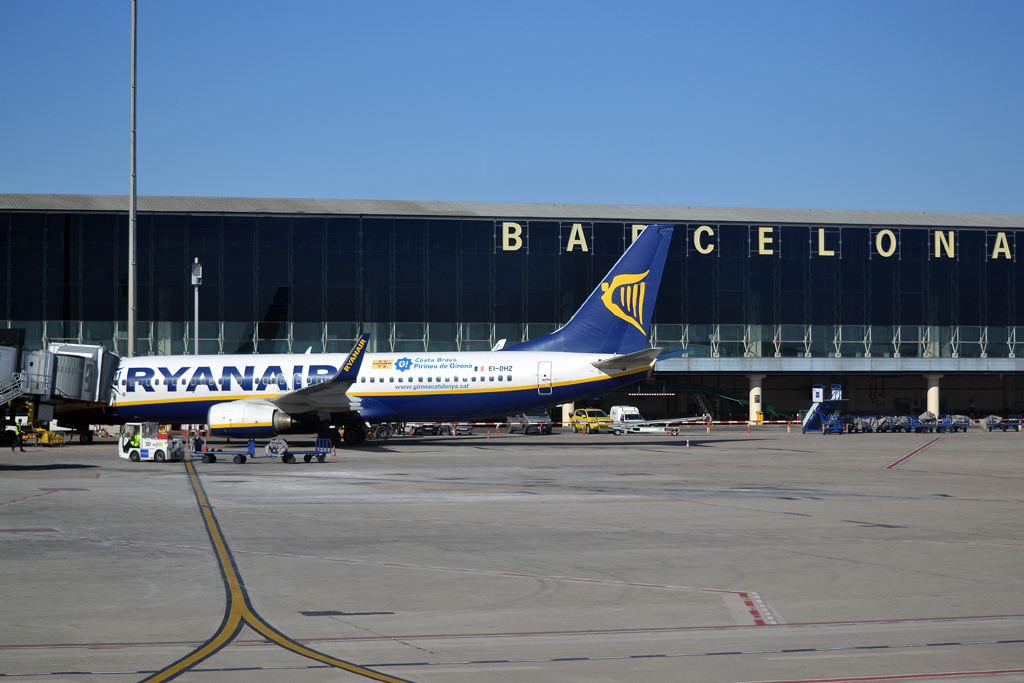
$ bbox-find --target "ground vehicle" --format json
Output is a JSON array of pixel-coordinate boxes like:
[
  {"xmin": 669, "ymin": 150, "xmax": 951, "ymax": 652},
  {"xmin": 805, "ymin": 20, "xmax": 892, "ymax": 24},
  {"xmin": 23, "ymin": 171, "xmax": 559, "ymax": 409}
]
[
  {"xmin": 4, "ymin": 417, "xmax": 71, "ymax": 447},
  {"xmin": 608, "ymin": 405, "xmax": 680, "ymax": 436},
  {"xmin": 118, "ymin": 422, "xmax": 184, "ymax": 462},
  {"xmin": 408, "ymin": 423, "xmax": 446, "ymax": 436},
  {"xmin": 569, "ymin": 408, "xmax": 614, "ymax": 434},
  {"xmin": 507, "ymin": 412, "xmax": 553, "ymax": 434}
]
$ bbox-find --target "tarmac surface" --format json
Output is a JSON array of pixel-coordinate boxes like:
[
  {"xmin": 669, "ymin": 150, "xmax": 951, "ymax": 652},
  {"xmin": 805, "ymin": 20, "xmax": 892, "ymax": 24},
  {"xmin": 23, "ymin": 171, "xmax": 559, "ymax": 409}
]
[{"xmin": 1, "ymin": 427, "xmax": 1023, "ymax": 682}]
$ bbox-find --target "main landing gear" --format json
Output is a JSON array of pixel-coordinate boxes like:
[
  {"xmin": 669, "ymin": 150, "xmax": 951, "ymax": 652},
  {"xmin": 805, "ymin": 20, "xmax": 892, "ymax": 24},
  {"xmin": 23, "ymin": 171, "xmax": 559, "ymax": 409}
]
[{"xmin": 343, "ymin": 424, "xmax": 366, "ymax": 446}]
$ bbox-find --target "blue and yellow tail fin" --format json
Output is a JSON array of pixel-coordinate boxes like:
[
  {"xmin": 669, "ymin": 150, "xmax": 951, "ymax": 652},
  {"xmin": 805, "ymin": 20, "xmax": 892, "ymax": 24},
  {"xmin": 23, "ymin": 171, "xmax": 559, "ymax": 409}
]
[{"xmin": 509, "ymin": 225, "xmax": 674, "ymax": 354}]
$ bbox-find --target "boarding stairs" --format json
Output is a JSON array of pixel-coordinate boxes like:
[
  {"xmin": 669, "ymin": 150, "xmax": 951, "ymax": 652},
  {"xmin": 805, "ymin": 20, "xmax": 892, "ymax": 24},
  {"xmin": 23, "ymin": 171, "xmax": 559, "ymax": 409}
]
[
  {"xmin": 802, "ymin": 384, "xmax": 844, "ymax": 432},
  {"xmin": 0, "ymin": 372, "xmax": 24, "ymax": 404},
  {"xmin": 694, "ymin": 392, "xmax": 714, "ymax": 422}
]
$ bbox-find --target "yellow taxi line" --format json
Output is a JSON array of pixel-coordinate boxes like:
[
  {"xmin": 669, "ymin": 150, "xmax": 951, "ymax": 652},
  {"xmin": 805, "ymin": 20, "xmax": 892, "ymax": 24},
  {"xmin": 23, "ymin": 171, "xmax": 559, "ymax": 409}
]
[{"xmin": 141, "ymin": 461, "xmax": 415, "ymax": 683}]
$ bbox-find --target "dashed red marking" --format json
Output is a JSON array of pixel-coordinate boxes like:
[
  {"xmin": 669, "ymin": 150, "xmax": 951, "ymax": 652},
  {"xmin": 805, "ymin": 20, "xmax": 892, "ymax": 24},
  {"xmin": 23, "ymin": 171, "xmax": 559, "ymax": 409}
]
[
  {"xmin": 885, "ymin": 437, "xmax": 942, "ymax": 469},
  {"xmin": 0, "ymin": 488, "xmax": 88, "ymax": 507}
]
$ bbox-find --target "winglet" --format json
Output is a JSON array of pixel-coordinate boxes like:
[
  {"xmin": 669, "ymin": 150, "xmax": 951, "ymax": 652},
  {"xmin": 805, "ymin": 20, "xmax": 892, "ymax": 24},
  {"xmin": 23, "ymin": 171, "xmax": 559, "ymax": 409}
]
[{"xmin": 332, "ymin": 333, "xmax": 370, "ymax": 382}]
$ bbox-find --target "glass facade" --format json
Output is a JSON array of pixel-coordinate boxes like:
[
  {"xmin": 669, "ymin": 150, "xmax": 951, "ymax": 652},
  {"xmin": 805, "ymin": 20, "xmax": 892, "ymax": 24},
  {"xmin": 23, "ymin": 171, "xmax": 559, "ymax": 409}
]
[{"xmin": 2, "ymin": 210, "xmax": 1022, "ymax": 359}]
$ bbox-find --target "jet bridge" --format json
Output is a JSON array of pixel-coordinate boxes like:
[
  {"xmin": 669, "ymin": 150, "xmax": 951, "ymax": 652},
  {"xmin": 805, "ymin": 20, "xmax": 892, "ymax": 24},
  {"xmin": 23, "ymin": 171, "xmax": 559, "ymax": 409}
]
[{"xmin": 1, "ymin": 329, "xmax": 119, "ymax": 443}]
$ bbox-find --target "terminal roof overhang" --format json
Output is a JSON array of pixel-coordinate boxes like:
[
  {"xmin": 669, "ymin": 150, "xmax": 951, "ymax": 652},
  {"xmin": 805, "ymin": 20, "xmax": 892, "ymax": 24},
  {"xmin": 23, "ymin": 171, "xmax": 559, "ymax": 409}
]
[{"xmin": 2, "ymin": 193, "xmax": 1024, "ymax": 229}]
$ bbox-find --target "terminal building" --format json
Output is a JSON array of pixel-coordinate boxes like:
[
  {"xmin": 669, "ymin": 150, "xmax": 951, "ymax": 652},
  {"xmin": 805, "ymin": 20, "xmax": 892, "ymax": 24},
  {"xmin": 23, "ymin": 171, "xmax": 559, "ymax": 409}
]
[{"xmin": 3, "ymin": 193, "xmax": 1023, "ymax": 420}]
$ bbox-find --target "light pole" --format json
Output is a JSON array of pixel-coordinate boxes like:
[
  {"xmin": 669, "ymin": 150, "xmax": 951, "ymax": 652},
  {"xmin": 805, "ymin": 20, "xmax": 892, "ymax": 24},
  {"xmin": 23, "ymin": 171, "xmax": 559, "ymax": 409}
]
[
  {"xmin": 192, "ymin": 258, "xmax": 202, "ymax": 355},
  {"xmin": 128, "ymin": 0, "xmax": 138, "ymax": 357}
]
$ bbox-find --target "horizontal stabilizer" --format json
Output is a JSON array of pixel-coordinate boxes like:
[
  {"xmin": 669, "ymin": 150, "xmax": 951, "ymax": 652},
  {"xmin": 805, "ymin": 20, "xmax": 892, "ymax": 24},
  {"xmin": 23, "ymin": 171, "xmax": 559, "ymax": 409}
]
[{"xmin": 592, "ymin": 347, "xmax": 663, "ymax": 371}]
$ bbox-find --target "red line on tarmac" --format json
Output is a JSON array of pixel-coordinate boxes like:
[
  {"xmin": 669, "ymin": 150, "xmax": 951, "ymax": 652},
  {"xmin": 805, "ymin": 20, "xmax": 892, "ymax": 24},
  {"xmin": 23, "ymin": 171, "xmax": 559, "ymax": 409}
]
[
  {"xmin": 739, "ymin": 668, "xmax": 1024, "ymax": 683},
  {"xmin": 885, "ymin": 437, "xmax": 942, "ymax": 470}
]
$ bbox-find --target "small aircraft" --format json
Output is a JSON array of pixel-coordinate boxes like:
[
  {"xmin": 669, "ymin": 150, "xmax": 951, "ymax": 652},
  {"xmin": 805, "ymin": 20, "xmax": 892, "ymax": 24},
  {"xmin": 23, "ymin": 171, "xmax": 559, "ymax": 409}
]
[{"xmin": 59, "ymin": 225, "xmax": 675, "ymax": 447}]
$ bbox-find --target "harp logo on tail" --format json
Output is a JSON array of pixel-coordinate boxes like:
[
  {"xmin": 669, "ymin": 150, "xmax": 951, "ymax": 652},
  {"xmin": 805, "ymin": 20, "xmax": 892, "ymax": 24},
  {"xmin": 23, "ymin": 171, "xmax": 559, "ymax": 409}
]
[{"xmin": 600, "ymin": 270, "xmax": 650, "ymax": 335}]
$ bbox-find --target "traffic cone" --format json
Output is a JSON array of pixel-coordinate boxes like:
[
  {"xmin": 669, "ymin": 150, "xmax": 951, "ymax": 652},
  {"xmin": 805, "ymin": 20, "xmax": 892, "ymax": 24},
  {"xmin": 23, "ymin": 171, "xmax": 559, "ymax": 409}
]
[{"xmin": 686, "ymin": 438, "xmax": 690, "ymax": 448}]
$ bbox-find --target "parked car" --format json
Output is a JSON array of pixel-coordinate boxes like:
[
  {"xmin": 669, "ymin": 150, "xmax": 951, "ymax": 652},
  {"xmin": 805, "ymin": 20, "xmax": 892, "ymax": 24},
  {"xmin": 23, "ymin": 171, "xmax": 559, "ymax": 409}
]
[
  {"xmin": 506, "ymin": 412, "xmax": 553, "ymax": 434},
  {"xmin": 408, "ymin": 423, "xmax": 447, "ymax": 436},
  {"xmin": 569, "ymin": 408, "xmax": 614, "ymax": 434}
]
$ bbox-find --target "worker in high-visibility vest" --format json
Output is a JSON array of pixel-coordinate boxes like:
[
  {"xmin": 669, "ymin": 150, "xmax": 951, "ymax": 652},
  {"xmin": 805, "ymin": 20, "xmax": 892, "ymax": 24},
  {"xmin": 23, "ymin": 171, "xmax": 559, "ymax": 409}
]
[
  {"xmin": 10, "ymin": 422, "xmax": 26, "ymax": 452},
  {"xmin": 123, "ymin": 427, "xmax": 138, "ymax": 453}
]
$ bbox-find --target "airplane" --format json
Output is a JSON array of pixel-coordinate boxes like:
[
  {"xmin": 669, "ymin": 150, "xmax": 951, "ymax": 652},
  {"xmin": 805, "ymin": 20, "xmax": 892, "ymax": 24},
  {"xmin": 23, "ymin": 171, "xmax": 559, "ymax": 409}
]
[{"xmin": 58, "ymin": 224, "xmax": 675, "ymax": 449}]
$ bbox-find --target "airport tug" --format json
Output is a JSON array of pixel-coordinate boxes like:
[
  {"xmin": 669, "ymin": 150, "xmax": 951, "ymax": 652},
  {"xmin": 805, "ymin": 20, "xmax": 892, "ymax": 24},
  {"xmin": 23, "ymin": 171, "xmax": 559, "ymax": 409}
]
[{"xmin": 118, "ymin": 422, "xmax": 185, "ymax": 462}]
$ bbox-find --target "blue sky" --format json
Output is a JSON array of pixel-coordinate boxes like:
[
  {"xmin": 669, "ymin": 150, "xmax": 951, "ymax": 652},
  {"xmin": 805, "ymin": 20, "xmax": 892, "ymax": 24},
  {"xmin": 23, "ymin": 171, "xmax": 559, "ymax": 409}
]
[{"xmin": 2, "ymin": 1, "xmax": 1022, "ymax": 213}]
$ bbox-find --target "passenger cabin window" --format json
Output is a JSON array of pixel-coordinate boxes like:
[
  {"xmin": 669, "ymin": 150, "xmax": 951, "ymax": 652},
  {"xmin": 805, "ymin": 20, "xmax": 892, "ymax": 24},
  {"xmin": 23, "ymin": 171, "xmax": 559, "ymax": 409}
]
[
  {"xmin": 489, "ymin": 376, "xmax": 494, "ymax": 382},
  {"xmin": 360, "ymin": 377, "xmax": 366, "ymax": 383},
  {"xmin": 389, "ymin": 377, "xmax": 394, "ymax": 383},
  {"xmin": 418, "ymin": 377, "xmax": 423, "ymax": 382},
  {"xmin": 506, "ymin": 375, "xmax": 512, "ymax": 382},
  {"xmin": 497, "ymin": 375, "xmax": 503, "ymax": 382},
  {"xmin": 398, "ymin": 377, "xmax": 403, "ymax": 383},
  {"xmin": 471, "ymin": 376, "xmax": 476, "ymax": 382}
]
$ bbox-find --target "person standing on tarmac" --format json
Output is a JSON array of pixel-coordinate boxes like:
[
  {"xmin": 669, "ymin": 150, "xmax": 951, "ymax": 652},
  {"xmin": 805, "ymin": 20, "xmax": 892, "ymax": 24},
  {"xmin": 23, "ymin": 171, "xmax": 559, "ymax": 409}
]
[{"xmin": 10, "ymin": 422, "xmax": 26, "ymax": 452}]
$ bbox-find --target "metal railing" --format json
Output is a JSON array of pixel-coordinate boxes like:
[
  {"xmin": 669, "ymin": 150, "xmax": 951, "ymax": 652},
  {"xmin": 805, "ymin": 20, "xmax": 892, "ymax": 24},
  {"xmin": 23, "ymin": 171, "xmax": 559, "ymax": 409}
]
[{"xmin": 5, "ymin": 321, "xmax": 1023, "ymax": 359}]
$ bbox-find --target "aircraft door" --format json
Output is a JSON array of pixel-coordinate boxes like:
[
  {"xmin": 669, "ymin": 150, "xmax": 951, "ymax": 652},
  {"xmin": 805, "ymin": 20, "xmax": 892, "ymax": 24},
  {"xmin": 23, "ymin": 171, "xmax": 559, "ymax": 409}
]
[{"xmin": 537, "ymin": 361, "xmax": 552, "ymax": 395}]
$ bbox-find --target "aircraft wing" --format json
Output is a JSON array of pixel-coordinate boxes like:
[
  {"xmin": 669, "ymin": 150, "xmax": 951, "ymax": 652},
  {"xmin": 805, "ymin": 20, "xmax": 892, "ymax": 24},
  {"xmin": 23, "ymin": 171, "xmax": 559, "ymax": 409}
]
[
  {"xmin": 269, "ymin": 334, "xmax": 369, "ymax": 415},
  {"xmin": 591, "ymin": 347, "xmax": 663, "ymax": 372}
]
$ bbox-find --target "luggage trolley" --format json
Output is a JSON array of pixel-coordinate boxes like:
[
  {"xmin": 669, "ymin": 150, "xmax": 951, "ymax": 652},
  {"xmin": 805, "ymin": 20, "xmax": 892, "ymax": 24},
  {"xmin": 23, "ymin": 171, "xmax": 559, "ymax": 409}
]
[{"xmin": 190, "ymin": 437, "xmax": 334, "ymax": 464}]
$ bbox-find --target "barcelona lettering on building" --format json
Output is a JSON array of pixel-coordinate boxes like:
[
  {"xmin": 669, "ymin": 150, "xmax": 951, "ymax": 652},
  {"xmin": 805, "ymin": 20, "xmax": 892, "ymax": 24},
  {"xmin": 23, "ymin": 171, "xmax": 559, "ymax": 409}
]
[{"xmin": 495, "ymin": 222, "xmax": 1016, "ymax": 260}]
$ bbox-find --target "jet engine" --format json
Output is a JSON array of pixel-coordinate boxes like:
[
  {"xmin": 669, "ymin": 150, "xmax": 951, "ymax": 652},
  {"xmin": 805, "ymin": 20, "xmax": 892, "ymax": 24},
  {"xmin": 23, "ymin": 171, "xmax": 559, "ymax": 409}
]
[{"xmin": 207, "ymin": 401, "xmax": 294, "ymax": 438}]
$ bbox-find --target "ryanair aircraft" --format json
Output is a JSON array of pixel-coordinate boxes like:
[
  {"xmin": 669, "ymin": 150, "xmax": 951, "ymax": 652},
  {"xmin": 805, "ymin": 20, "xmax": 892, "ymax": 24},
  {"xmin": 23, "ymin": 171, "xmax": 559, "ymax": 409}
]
[{"xmin": 62, "ymin": 225, "xmax": 674, "ymax": 446}]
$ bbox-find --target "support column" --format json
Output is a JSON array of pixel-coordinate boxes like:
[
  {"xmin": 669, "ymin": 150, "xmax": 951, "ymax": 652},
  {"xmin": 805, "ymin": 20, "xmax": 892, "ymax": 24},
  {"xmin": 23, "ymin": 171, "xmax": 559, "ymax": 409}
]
[
  {"xmin": 561, "ymin": 403, "xmax": 574, "ymax": 427},
  {"xmin": 747, "ymin": 375, "xmax": 765, "ymax": 423},
  {"xmin": 925, "ymin": 374, "xmax": 942, "ymax": 416}
]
